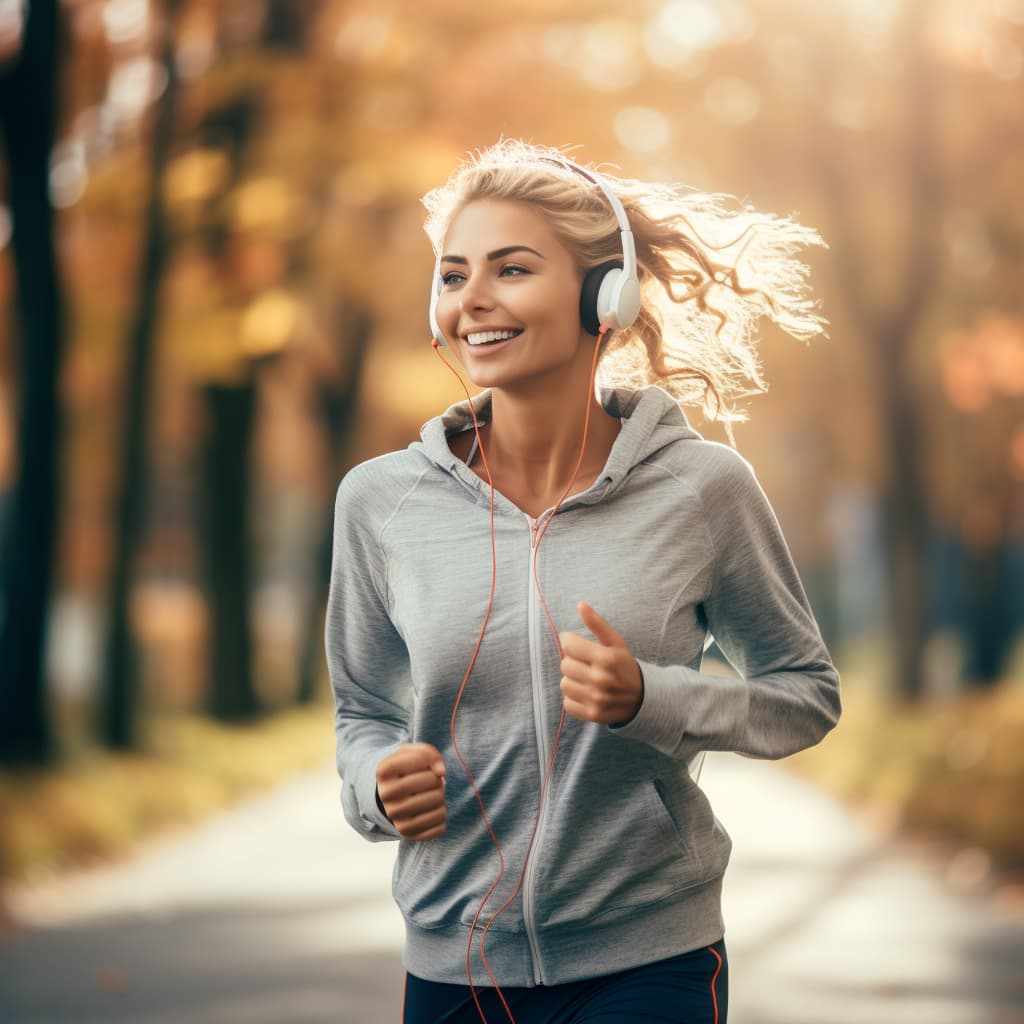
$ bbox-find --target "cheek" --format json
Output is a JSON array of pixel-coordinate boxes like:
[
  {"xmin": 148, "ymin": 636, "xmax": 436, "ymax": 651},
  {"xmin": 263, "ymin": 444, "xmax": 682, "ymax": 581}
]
[
  {"xmin": 539, "ymin": 286, "xmax": 582, "ymax": 336},
  {"xmin": 435, "ymin": 291, "xmax": 459, "ymax": 330},
  {"xmin": 520, "ymin": 276, "xmax": 576, "ymax": 323}
]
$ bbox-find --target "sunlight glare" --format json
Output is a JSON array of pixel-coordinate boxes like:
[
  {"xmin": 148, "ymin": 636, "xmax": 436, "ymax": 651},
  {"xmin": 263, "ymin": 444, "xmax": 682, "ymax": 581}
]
[
  {"xmin": 833, "ymin": 0, "xmax": 901, "ymax": 30},
  {"xmin": 995, "ymin": 0, "xmax": 1024, "ymax": 24},
  {"xmin": 645, "ymin": 0, "xmax": 726, "ymax": 68},
  {"xmin": 541, "ymin": 20, "xmax": 643, "ymax": 93},
  {"xmin": 704, "ymin": 77, "xmax": 760, "ymax": 125},
  {"xmin": 644, "ymin": 0, "xmax": 753, "ymax": 69},
  {"xmin": 613, "ymin": 106, "xmax": 672, "ymax": 154},
  {"xmin": 50, "ymin": 139, "xmax": 89, "ymax": 209},
  {"xmin": 334, "ymin": 13, "xmax": 392, "ymax": 62},
  {"xmin": 241, "ymin": 290, "xmax": 299, "ymax": 359},
  {"xmin": 164, "ymin": 149, "xmax": 231, "ymax": 208},
  {"xmin": 982, "ymin": 36, "xmax": 1023, "ymax": 80},
  {"xmin": 579, "ymin": 19, "xmax": 643, "ymax": 93},
  {"xmin": 102, "ymin": 0, "xmax": 149, "ymax": 47},
  {"xmin": 943, "ymin": 209, "xmax": 995, "ymax": 280},
  {"xmin": 105, "ymin": 56, "xmax": 168, "ymax": 127},
  {"xmin": 177, "ymin": 8, "xmax": 218, "ymax": 80},
  {"xmin": 0, "ymin": 0, "xmax": 24, "ymax": 62}
]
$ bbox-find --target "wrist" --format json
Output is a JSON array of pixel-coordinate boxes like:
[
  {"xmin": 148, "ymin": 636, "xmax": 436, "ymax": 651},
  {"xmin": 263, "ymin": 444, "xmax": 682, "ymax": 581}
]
[
  {"xmin": 375, "ymin": 785, "xmax": 392, "ymax": 822},
  {"xmin": 613, "ymin": 662, "xmax": 645, "ymax": 728}
]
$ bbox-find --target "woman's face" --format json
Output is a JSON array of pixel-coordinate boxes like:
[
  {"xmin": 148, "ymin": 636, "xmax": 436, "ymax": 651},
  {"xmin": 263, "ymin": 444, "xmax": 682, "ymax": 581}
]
[{"xmin": 435, "ymin": 198, "xmax": 589, "ymax": 393}]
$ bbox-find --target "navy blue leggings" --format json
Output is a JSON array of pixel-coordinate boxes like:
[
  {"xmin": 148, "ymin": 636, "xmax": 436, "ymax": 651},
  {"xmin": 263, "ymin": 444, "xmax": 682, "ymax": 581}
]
[{"xmin": 402, "ymin": 939, "xmax": 727, "ymax": 1024}]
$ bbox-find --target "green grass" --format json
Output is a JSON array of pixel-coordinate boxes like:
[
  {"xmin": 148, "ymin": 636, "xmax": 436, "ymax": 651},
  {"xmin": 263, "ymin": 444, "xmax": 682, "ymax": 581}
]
[{"xmin": 0, "ymin": 702, "xmax": 335, "ymax": 885}]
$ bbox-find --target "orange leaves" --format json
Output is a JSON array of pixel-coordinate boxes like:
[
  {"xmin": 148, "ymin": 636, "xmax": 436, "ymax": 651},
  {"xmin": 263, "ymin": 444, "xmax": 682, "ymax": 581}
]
[{"xmin": 941, "ymin": 311, "xmax": 1024, "ymax": 413}]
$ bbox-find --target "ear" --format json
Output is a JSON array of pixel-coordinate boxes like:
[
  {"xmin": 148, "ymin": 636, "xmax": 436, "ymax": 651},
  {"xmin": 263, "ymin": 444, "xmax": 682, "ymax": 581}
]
[
  {"xmin": 579, "ymin": 260, "xmax": 623, "ymax": 336},
  {"xmin": 429, "ymin": 266, "xmax": 447, "ymax": 345}
]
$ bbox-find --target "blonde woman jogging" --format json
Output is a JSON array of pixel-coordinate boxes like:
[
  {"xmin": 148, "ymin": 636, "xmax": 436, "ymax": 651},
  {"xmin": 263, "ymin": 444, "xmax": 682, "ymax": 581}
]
[{"xmin": 326, "ymin": 141, "xmax": 841, "ymax": 1024}]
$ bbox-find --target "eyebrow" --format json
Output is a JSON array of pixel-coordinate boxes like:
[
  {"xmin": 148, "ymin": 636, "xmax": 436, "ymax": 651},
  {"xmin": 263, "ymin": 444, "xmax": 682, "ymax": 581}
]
[{"xmin": 440, "ymin": 245, "xmax": 546, "ymax": 265}]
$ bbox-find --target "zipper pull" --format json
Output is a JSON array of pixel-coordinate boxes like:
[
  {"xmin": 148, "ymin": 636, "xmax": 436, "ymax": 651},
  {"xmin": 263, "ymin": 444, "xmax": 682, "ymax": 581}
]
[{"xmin": 529, "ymin": 511, "xmax": 555, "ymax": 549}]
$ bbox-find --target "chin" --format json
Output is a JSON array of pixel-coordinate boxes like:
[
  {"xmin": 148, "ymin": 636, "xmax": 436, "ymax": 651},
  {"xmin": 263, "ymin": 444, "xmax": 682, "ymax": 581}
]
[{"xmin": 463, "ymin": 369, "xmax": 511, "ymax": 391}]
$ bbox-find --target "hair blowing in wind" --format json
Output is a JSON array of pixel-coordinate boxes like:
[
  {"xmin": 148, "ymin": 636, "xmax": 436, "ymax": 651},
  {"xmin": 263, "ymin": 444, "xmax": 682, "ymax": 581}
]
[{"xmin": 422, "ymin": 139, "xmax": 828, "ymax": 432}]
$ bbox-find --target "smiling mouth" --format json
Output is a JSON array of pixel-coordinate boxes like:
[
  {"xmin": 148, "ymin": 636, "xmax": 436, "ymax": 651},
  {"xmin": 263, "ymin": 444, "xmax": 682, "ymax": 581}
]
[{"xmin": 464, "ymin": 329, "xmax": 524, "ymax": 347}]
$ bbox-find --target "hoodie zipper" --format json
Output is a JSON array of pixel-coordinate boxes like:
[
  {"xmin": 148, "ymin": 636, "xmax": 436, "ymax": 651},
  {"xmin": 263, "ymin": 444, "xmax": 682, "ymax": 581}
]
[{"xmin": 523, "ymin": 510, "xmax": 551, "ymax": 984}]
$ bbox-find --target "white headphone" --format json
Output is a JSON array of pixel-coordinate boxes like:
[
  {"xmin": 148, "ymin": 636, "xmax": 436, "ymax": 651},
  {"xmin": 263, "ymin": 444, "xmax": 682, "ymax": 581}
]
[{"xmin": 429, "ymin": 158, "xmax": 641, "ymax": 345}]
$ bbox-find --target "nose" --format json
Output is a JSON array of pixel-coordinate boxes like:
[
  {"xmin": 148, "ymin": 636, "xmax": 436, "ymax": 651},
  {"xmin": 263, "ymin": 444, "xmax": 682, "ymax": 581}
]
[{"xmin": 457, "ymin": 270, "xmax": 496, "ymax": 313}]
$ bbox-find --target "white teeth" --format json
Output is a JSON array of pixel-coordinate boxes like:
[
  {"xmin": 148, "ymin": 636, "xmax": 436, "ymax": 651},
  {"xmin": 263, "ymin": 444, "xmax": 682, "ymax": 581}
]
[{"xmin": 465, "ymin": 329, "xmax": 520, "ymax": 346}]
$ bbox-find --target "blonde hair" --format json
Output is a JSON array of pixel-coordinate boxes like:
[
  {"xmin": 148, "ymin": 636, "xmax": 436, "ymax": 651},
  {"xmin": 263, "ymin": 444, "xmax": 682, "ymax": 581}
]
[{"xmin": 422, "ymin": 140, "xmax": 828, "ymax": 429}]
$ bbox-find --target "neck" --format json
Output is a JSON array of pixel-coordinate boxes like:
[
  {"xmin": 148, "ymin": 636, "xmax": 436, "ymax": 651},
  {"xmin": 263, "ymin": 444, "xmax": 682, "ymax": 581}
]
[{"xmin": 480, "ymin": 349, "xmax": 620, "ymax": 502}]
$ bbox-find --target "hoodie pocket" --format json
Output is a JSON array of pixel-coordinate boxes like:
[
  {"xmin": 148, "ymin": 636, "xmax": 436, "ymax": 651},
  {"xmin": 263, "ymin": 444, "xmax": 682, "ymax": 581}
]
[
  {"xmin": 653, "ymin": 775, "xmax": 733, "ymax": 884},
  {"xmin": 646, "ymin": 778, "xmax": 690, "ymax": 859},
  {"xmin": 535, "ymin": 777, "xmax": 716, "ymax": 929},
  {"xmin": 393, "ymin": 838, "xmax": 435, "ymax": 916}
]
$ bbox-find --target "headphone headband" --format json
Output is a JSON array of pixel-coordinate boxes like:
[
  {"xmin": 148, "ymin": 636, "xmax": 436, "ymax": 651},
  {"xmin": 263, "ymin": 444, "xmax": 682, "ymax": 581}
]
[{"xmin": 540, "ymin": 158, "xmax": 639, "ymax": 285}]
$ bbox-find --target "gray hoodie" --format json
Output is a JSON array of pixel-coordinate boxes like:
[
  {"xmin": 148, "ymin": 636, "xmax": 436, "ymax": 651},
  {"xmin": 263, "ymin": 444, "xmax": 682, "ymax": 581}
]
[{"xmin": 326, "ymin": 385, "xmax": 840, "ymax": 988}]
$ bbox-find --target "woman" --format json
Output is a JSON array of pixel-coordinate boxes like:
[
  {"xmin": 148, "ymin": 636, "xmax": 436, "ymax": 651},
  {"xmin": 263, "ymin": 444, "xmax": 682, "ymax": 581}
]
[{"xmin": 326, "ymin": 140, "xmax": 841, "ymax": 1023}]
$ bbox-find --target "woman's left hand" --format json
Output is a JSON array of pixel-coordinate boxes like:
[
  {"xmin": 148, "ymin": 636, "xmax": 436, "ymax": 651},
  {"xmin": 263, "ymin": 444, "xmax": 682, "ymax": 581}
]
[{"xmin": 559, "ymin": 601, "xmax": 644, "ymax": 726}]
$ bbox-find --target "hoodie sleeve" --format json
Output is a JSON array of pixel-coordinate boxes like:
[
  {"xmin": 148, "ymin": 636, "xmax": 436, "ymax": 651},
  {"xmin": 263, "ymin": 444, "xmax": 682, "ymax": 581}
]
[
  {"xmin": 325, "ymin": 468, "xmax": 409, "ymax": 842},
  {"xmin": 611, "ymin": 449, "xmax": 841, "ymax": 761}
]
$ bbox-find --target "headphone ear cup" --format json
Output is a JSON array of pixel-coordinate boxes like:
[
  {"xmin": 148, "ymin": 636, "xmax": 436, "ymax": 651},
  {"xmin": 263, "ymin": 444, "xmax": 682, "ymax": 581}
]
[
  {"xmin": 580, "ymin": 260, "xmax": 623, "ymax": 336},
  {"xmin": 429, "ymin": 270, "xmax": 446, "ymax": 344}
]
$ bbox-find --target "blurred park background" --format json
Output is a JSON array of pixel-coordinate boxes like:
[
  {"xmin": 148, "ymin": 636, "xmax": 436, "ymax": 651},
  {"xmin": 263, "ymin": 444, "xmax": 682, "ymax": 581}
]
[{"xmin": 0, "ymin": 0, "xmax": 1022, "ymax": 903}]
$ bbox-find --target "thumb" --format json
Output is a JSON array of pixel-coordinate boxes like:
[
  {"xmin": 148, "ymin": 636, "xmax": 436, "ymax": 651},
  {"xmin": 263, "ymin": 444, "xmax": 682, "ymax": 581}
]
[
  {"xmin": 412, "ymin": 742, "xmax": 445, "ymax": 778},
  {"xmin": 577, "ymin": 600, "xmax": 624, "ymax": 648}
]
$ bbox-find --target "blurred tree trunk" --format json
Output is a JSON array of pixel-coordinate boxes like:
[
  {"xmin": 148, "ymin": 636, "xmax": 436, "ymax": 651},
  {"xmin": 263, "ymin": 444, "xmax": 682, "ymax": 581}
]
[
  {"xmin": 962, "ymin": 487, "xmax": 1016, "ymax": 687},
  {"xmin": 963, "ymin": 543, "xmax": 1014, "ymax": 686},
  {"xmin": 192, "ymin": 89, "xmax": 260, "ymax": 721},
  {"xmin": 878, "ymin": 319, "xmax": 931, "ymax": 700},
  {"xmin": 297, "ymin": 302, "xmax": 372, "ymax": 705},
  {"xmin": 100, "ymin": 0, "xmax": 183, "ymax": 749},
  {"xmin": 201, "ymin": 384, "xmax": 259, "ymax": 721},
  {"xmin": 263, "ymin": 0, "xmax": 313, "ymax": 52},
  {"xmin": 812, "ymin": 0, "xmax": 937, "ymax": 699},
  {"xmin": 199, "ymin": 0, "xmax": 322, "ymax": 712},
  {"xmin": 0, "ymin": 0, "xmax": 62, "ymax": 765}
]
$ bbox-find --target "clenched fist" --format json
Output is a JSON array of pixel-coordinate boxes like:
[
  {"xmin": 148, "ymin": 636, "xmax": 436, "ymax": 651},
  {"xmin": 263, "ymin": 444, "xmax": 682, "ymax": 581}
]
[
  {"xmin": 559, "ymin": 600, "xmax": 644, "ymax": 726},
  {"xmin": 376, "ymin": 742, "xmax": 447, "ymax": 841}
]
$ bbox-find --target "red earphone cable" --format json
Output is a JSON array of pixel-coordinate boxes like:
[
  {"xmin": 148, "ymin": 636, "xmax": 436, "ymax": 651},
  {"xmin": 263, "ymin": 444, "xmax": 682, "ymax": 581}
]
[
  {"xmin": 430, "ymin": 330, "xmax": 608, "ymax": 1023},
  {"xmin": 431, "ymin": 338, "xmax": 514, "ymax": 1024},
  {"xmin": 476, "ymin": 328, "xmax": 607, "ymax": 985}
]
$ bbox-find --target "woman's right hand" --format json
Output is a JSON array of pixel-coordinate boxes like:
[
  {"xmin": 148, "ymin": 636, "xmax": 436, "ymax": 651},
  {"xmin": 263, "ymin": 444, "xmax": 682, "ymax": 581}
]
[{"xmin": 375, "ymin": 743, "xmax": 447, "ymax": 841}]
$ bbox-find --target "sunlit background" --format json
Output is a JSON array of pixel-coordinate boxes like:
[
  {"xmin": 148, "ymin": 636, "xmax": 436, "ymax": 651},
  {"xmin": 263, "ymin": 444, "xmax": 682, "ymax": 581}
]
[{"xmin": 0, "ymin": 0, "xmax": 1023, "ymax": 1002}]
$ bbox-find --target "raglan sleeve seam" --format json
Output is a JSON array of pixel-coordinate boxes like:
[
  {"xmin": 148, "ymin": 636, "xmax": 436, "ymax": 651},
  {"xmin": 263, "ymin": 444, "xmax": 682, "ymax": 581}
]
[
  {"xmin": 608, "ymin": 446, "xmax": 839, "ymax": 760},
  {"xmin": 376, "ymin": 466, "xmax": 433, "ymax": 616}
]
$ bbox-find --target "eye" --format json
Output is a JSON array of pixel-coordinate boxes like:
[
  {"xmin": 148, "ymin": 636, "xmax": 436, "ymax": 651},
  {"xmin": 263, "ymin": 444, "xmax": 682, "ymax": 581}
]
[
  {"xmin": 499, "ymin": 264, "xmax": 528, "ymax": 277},
  {"xmin": 440, "ymin": 271, "xmax": 465, "ymax": 287}
]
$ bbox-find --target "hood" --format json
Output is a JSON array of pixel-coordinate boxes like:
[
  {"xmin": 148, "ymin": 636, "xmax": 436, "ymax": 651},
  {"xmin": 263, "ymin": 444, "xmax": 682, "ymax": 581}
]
[{"xmin": 414, "ymin": 385, "xmax": 704, "ymax": 509}]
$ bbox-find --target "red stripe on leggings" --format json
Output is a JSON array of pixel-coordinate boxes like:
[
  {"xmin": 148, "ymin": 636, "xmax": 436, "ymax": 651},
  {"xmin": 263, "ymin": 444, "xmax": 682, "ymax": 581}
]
[{"xmin": 707, "ymin": 945, "xmax": 723, "ymax": 1024}]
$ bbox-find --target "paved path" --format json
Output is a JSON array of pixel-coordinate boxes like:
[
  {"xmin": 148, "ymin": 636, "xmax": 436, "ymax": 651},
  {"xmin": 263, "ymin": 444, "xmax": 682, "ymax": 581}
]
[{"xmin": 2, "ymin": 754, "xmax": 1022, "ymax": 1023}]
